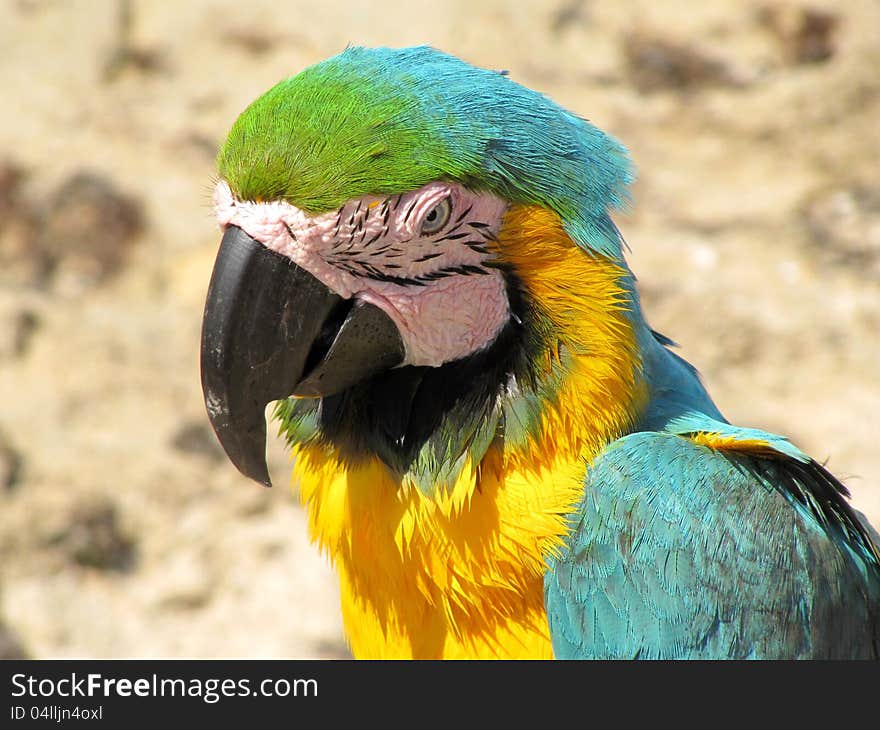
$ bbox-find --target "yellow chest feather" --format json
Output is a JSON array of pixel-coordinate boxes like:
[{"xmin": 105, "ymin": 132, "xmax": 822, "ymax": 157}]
[
  {"xmin": 294, "ymin": 444, "xmax": 589, "ymax": 658},
  {"xmin": 290, "ymin": 205, "xmax": 644, "ymax": 658}
]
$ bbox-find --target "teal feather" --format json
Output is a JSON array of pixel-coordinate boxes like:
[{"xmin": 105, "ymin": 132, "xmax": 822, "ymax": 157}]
[
  {"xmin": 663, "ymin": 411, "xmax": 808, "ymax": 461},
  {"xmin": 545, "ymin": 430, "xmax": 880, "ymax": 659},
  {"xmin": 546, "ymin": 334, "xmax": 880, "ymax": 658},
  {"xmin": 218, "ymin": 45, "xmax": 633, "ymax": 260}
]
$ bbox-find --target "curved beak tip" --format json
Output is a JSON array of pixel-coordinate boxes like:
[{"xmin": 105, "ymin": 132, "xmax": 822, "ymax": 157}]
[
  {"xmin": 200, "ymin": 225, "xmax": 406, "ymax": 487},
  {"xmin": 202, "ymin": 390, "xmax": 273, "ymax": 488}
]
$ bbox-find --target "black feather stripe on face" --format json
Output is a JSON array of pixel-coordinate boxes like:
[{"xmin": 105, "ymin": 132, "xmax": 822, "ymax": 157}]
[{"xmin": 315, "ymin": 268, "xmax": 546, "ymax": 473}]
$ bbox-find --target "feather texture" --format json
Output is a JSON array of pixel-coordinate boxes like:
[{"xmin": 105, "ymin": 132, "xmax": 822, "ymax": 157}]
[
  {"xmin": 215, "ymin": 46, "xmax": 880, "ymax": 658},
  {"xmin": 285, "ymin": 205, "xmax": 647, "ymax": 657},
  {"xmin": 545, "ymin": 431, "xmax": 880, "ymax": 659},
  {"xmin": 218, "ymin": 46, "xmax": 633, "ymax": 259}
]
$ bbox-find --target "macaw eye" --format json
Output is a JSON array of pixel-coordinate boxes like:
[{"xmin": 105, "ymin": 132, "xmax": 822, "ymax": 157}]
[{"xmin": 420, "ymin": 197, "xmax": 452, "ymax": 235}]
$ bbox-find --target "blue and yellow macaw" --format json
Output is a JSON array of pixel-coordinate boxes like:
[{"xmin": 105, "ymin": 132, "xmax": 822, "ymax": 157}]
[{"xmin": 200, "ymin": 46, "xmax": 880, "ymax": 659}]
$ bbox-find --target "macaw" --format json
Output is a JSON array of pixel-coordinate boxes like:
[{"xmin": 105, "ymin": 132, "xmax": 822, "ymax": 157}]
[{"xmin": 200, "ymin": 46, "xmax": 880, "ymax": 659}]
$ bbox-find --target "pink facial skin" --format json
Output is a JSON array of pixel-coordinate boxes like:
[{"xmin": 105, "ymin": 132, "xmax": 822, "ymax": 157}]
[{"xmin": 214, "ymin": 180, "xmax": 511, "ymax": 368}]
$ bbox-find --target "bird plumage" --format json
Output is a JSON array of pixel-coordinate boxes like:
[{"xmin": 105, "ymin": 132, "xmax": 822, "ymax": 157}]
[
  {"xmin": 206, "ymin": 45, "xmax": 880, "ymax": 659},
  {"xmin": 217, "ymin": 45, "xmax": 633, "ymax": 259},
  {"xmin": 546, "ymin": 429, "xmax": 880, "ymax": 659}
]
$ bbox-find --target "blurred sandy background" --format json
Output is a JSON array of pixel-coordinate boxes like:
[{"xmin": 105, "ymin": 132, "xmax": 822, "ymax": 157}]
[{"xmin": 1, "ymin": 0, "xmax": 878, "ymax": 658}]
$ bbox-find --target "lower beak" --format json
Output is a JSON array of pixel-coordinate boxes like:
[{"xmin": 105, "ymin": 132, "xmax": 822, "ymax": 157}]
[{"xmin": 200, "ymin": 225, "xmax": 404, "ymax": 486}]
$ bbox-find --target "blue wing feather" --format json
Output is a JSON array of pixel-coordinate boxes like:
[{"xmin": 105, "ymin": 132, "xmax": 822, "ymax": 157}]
[{"xmin": 544, "ymin": 430, "xmax": 880, "ymax": 659}]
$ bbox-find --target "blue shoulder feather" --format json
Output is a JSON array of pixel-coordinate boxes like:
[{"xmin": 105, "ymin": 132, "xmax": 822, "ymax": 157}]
[{"xmin": 544, "ymin": 430, "xmax": 880, "ymax": 659}]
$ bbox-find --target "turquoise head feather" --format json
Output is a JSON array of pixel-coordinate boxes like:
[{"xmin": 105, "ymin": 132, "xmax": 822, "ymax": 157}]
[{"xmin": 217, "ymin": 45, "xmax": 634, "ymax": 259}]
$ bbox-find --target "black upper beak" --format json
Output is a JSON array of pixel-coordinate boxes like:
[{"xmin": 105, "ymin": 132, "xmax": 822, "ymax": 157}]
[{"xmin": 200, "ymin": 225, "xmax": 405, "ymax": 486}]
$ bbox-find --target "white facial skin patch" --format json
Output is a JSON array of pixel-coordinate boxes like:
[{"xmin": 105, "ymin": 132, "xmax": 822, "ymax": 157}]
[{"xmin": 214, "ymin": 180, "xmax": 511, "ymax": 367}]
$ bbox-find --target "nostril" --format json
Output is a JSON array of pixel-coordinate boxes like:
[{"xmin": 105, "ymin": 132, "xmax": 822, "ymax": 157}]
[{"xmin": 301, "ymin": 297, "xmax": 354, "ymax": 377}]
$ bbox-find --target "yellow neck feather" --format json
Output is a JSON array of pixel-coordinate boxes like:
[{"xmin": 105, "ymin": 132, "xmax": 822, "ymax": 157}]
[{"xmin": 292, "ymin": 205, "xmax": 646, "ymax": 658}]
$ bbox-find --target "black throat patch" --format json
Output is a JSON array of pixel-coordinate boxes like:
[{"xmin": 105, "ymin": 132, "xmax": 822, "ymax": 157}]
[{"xmin": 276, "ymin": 269, "xmax": 548, "ymax": 478}]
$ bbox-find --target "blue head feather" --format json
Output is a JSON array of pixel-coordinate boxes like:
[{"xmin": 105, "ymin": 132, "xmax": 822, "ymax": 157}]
[{"xmin": 219, "ymin": 45, "xmax": 635, "ymax": 259}]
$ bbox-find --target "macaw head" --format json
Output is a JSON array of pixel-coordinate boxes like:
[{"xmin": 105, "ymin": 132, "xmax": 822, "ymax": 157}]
[{"xmin": 202, "ymin": 46, "xmax": 642, "ymax": 488}]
